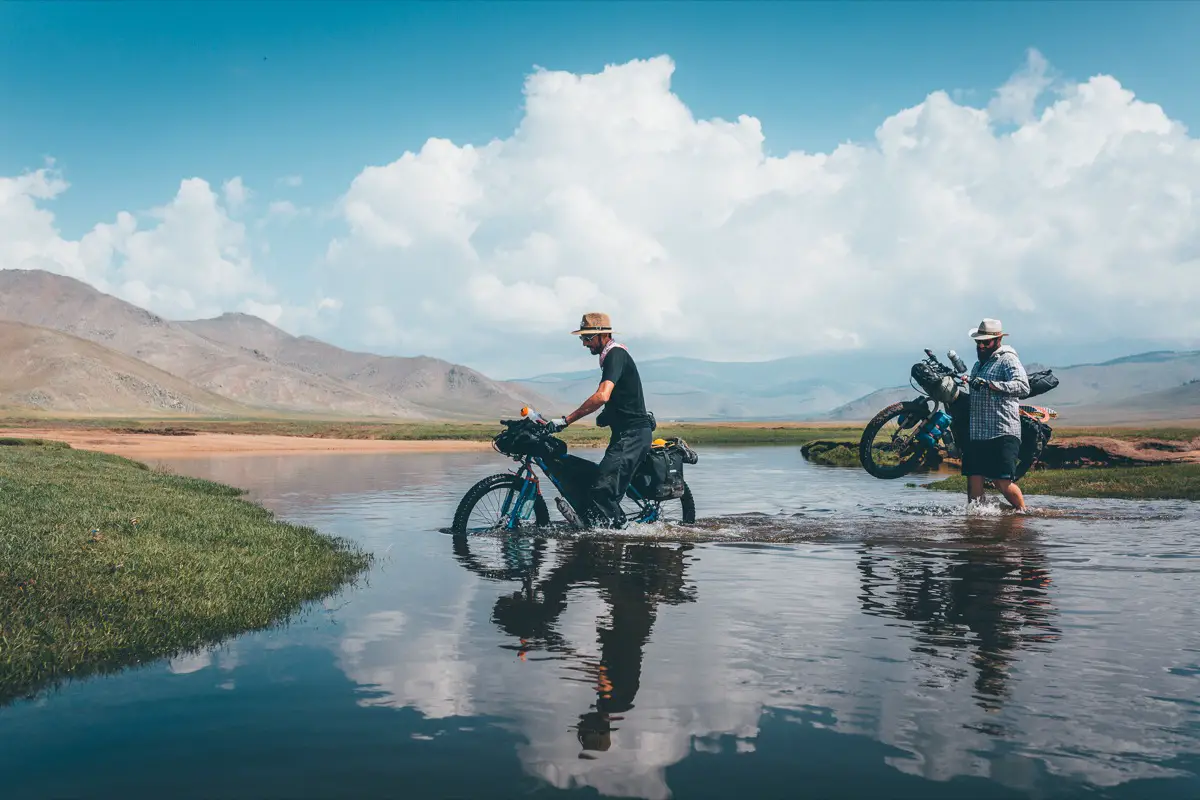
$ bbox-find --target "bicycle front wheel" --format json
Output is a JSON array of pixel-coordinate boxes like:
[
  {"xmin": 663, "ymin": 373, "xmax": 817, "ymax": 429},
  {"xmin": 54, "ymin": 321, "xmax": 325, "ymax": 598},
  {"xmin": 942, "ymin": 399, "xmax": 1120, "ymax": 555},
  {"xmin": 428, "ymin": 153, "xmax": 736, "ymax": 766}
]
[
  {"xmin": 451, "ymin": 474, "xmax": 550, "ymax": 534},
  {"xmin": 859, "ymin": 402, "xmax": 929, "ymax": 479}
]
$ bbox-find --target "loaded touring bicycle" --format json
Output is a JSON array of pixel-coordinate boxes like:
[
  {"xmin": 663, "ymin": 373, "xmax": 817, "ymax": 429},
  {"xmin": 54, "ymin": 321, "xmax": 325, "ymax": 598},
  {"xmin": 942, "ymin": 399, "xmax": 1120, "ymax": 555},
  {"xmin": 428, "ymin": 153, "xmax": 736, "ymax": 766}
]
[{"xmin": 450, "ymin": 408, "xmax": 698, "ymax": 534}]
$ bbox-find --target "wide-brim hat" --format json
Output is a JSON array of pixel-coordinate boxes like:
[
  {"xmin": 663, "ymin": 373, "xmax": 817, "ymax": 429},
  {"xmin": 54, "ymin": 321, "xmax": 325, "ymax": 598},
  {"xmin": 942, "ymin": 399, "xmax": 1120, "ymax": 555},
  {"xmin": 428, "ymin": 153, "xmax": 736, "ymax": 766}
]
[
  {"xmin": 571, "ymin": 312, "xmax": 616, "ymax": 336},
  {"xmin": 969, "ymin": 318, "xmax": 1008, "ymax": 341}
]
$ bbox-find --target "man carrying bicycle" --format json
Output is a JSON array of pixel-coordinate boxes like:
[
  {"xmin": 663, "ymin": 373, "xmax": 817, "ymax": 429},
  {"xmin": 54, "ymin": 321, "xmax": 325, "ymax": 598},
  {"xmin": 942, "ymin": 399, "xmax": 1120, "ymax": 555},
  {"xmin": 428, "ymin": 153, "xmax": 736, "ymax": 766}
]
[
  {"xmin": 545, "ymin": 312, "xmax": 654, "ymax": 528},
  {"xmin": 964, "ymin": 318, "xmax": 1030, "ymax": 512}
]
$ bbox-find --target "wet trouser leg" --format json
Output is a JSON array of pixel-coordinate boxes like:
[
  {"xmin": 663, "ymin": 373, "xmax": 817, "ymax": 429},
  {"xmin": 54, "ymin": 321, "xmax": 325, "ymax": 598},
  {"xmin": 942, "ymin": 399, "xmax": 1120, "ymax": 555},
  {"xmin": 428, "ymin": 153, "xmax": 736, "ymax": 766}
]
[{"xmin": 587, "ymin": 425, "xmax": 652, "ymax": 527}]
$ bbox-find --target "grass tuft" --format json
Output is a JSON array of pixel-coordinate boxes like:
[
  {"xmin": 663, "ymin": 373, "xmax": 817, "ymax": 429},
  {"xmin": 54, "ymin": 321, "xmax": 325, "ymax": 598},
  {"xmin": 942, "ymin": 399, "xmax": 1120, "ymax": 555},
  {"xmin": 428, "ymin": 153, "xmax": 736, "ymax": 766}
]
[
  {"xmin": 0, "ymin": 437, "xmax": 71, "ymax": 448},
  {"xmin": 0, "ymin": 444, "xmax": 372, "ymax": 707},
  {"xmin": 800, "ymin": 439, "xmax": 861, "ymax": 467}
]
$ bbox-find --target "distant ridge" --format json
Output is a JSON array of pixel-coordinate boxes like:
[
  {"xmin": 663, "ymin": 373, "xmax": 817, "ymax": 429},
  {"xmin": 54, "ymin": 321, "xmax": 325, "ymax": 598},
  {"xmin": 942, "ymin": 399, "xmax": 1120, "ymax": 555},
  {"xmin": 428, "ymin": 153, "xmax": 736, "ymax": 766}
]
[
  {"xmin": 0, "ymin": 320, "xmax": 255, "ymax": 415},
  {"xmin": 2, "ymin": 268, "xmax": 1196, "ymax": 422},
  {"xmin": 0, "ymin": 269, "xmax": 549, "ymax": 419},
  {"xmin": 516, "ymin": 349, "xmax": 1200, "ymax": 423}
]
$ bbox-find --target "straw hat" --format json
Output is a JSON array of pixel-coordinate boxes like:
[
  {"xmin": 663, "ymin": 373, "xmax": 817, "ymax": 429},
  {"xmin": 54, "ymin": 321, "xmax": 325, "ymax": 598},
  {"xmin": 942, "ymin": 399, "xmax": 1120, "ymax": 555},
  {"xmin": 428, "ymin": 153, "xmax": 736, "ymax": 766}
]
[
  {"xmin": 969, "ymin": 318, "xmax": 1008, "ymax": 341},
  {"xmin": 571, "ymin": 312, "xmax": 616, "ymax": 336}
]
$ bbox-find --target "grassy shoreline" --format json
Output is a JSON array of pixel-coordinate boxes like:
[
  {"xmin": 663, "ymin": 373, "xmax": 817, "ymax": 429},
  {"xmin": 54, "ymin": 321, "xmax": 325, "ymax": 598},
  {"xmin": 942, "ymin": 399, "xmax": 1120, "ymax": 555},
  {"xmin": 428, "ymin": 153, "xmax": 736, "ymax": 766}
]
[
  {"xmin": 0, "ymin": 439, "xmax": 371, "ymax": 706},
  {"xmin": 0, "ymin": 416, "xmax": 866, "ymax": 447},
  {"xmin": 6, "ymin": 414, "xmax": 1195, "ymax": 448},
  {"xmin": 921, "ymin": 463, "xmax": 1200, "ymax": 501}
]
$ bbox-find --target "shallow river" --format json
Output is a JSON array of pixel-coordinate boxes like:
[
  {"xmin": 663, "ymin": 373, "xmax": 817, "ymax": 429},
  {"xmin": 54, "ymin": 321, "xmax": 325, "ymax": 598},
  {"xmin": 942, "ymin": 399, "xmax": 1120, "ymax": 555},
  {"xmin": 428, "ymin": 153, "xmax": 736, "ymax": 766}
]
[{"xmin": 3, "ymin": 446, "xmax": 1199, "ymax": 799}]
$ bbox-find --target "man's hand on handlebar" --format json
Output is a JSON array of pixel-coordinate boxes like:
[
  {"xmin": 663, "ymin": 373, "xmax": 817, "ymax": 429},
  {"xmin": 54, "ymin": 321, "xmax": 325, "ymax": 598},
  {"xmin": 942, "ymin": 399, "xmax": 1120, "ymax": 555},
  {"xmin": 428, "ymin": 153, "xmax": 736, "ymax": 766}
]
[{"xmin": 544, "ymin": 417, "xmax": 569, "ymax": 433}]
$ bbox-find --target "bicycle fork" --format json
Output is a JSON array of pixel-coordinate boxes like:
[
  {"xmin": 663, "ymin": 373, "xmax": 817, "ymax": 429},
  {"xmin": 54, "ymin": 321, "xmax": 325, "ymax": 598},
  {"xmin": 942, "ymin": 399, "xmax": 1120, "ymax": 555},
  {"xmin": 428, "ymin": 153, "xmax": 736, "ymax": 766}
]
[{"xmin": 502, "ymin": 463, "xmax": 543, "ymax": 530}]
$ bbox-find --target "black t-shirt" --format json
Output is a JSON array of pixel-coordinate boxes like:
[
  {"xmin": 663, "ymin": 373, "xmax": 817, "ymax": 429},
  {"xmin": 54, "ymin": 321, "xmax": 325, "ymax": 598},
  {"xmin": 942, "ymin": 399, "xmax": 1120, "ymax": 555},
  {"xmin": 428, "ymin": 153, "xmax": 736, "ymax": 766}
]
[{"xmin": 600, "ymin": 347, "xmax": 649, "ymax": 429}]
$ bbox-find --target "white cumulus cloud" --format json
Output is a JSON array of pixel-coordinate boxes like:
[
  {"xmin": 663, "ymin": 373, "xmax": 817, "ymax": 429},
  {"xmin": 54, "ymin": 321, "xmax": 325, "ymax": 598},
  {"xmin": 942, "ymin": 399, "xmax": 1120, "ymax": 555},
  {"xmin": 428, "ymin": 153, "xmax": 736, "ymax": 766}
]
[
  {"xmin": 0, "ymin": 169, "xmax": 338, "ymax": 326},
  {"xmin": 3, "ymin": 50, "xmax": 1197, "ymax": 376},
  {"xmin": 222, "ymin": 176, "xmax": 251, "ymax": 212},
  {"xmin": 325, "ymin": 50, "xmax": 1200, "ymax": 373}
]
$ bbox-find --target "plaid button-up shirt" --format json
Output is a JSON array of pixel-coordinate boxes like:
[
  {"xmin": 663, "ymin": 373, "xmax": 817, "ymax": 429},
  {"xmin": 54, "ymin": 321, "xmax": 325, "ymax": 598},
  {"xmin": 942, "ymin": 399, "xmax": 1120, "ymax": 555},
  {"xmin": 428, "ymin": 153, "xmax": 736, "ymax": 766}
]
[{"xmin": 969, "ymin": 346, "xmax": 1030, "ymax": 441}]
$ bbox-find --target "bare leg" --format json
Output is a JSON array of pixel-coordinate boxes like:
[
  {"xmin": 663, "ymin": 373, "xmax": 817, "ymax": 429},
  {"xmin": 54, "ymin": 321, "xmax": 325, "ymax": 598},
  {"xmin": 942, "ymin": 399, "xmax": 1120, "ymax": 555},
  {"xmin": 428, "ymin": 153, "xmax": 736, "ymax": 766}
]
[
  {"xmin": 993, "ymin": 479, "xmax": 1026, "ymax": 512},
  {"xmin": 967, "ymin": 475, "xmax": 986, "ymax": 505}
]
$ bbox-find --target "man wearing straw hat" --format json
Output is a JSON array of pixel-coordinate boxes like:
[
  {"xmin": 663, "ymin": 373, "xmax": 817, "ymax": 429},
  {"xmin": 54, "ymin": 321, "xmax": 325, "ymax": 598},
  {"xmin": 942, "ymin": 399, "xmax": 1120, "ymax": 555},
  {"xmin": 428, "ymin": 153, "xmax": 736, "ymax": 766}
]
[
  {"xmin": 964, "ymin": 318, "xmax": 1030, "ymax": 512},
  {"xmin": 544, "ymin": 312, "xmax": 654, "ymax": 528}
]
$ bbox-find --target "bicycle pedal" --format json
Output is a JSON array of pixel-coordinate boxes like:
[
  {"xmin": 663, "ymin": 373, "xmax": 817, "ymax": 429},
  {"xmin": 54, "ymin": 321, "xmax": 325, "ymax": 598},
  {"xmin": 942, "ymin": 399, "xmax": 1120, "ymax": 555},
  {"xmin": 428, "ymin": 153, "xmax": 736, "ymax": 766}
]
[{"xmin": 555, "ymin": 497, "xmax": 583, "ymax": 529}]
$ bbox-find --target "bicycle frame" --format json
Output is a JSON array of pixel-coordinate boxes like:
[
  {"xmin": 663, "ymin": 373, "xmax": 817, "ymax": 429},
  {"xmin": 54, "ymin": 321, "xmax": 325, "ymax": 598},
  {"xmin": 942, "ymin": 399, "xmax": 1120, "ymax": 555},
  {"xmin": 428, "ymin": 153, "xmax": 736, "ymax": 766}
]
[{"xmin": 496, "ymin": 454, "xmax": 662, "ymax": 531}]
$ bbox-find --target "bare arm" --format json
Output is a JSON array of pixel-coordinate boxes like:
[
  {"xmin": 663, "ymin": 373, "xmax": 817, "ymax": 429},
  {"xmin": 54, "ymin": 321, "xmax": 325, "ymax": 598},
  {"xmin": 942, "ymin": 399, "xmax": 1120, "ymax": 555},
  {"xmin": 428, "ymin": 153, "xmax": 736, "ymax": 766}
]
[{"xmin": 565, "ymin": 380, "xmax": 614, "ymax": 425}]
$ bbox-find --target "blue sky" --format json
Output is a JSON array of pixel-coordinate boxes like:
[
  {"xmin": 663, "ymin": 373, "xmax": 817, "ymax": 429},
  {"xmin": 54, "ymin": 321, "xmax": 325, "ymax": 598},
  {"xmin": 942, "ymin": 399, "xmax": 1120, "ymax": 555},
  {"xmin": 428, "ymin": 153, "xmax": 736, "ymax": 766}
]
[
  {"xmin": 3, "ymin": 1, "xmax": 1199, "ymax": 374},
  {"xmin": 5, "ymin": 0, "xmax": 1198, "ymax": 237}
]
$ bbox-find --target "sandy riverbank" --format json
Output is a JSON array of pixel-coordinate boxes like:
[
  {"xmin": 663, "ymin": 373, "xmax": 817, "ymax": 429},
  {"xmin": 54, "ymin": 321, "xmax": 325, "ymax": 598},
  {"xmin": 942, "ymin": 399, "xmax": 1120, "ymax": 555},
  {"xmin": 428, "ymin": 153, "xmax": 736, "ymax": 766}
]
[{"xmin": 0, "ymin": 428, "xmax": 495, "ymax": 459}]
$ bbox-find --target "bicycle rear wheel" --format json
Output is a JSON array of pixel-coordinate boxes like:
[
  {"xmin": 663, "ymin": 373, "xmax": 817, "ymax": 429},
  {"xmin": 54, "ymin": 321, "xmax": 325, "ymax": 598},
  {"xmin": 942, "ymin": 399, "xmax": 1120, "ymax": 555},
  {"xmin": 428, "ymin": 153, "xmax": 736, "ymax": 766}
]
[
  {"xmin": 451, "ymin": 474, "xmax": 550, "ymax": 534},
  {"xmin": 622, "ymin": 481, "xmax": 696, "ymax": 525}
]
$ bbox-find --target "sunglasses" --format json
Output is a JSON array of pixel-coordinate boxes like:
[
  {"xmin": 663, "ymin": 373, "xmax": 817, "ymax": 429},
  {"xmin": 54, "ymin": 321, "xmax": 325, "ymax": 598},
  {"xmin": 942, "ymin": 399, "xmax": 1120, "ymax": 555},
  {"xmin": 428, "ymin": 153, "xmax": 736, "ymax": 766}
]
[{"xmin": 580, "ymin": 334, "xmax": 598, "ymax": 343}]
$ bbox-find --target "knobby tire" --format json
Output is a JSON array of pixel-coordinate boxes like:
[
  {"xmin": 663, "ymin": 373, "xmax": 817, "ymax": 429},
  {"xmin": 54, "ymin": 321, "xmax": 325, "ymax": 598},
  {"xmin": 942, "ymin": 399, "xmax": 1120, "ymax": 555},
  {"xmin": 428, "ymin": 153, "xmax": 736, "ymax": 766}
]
[
  {"xmin": 859, "ymin": 401, "xmax": 930, "ymax": 479},
  {"xmin": 677, "ymin": 482, "xmax": 697, "ymax": 523}
]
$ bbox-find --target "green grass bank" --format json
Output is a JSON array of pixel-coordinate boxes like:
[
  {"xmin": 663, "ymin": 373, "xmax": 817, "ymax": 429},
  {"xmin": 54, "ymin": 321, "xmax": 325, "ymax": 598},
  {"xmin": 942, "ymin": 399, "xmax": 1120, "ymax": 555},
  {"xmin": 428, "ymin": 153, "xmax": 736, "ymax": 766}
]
[
  {"xmin": 922, "ymin": 463, "xmax": 1200, "ymax": 501},
  {"xmin": 0, "ymin": 416, "xmax": 868, "ymax": 447},
  {"xmin": 0, "ymin": 439, "xmax": 372, "ymax": 706},
  {"xmin": 799, "ymin": 440, "xmax": 861, "ymax": 467}
]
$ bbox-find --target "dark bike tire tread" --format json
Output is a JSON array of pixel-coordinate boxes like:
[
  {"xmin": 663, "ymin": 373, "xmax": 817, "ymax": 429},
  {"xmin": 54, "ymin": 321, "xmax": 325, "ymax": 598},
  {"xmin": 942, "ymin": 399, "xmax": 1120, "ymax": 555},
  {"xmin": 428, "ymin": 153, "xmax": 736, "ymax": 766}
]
[
  {"xmin": 678, "ymin": 482, "xmax": 696, "ymax": 524},
  {"xmin": 451, "ymin": 473, "xmax": 550, "ymax": 534},
  {"xmin": 859, "ymin": 401, "xmax": 928, "ymax": 480}
]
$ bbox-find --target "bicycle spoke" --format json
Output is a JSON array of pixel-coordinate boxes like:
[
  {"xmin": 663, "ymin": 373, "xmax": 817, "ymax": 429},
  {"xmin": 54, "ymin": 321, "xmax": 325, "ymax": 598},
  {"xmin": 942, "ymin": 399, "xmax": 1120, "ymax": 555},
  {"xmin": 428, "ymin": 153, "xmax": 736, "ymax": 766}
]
[
  {"xmin": 464, "ymin": 482, "xmax": 541, "ymax": 534},
  {"xmin": 868, "ymin": 418, "xmax": 916, "ymax": 469}
]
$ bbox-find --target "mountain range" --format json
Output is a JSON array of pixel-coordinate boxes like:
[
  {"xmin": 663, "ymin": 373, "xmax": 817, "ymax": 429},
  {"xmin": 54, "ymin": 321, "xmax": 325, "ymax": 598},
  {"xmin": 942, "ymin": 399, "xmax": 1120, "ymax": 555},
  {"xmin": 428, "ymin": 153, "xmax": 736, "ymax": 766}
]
[
  {"xmin": 513, "ymin": 349, "xmax": 1200, "ymax": 424},
  {"xmin": 0, "ymin": 269, "xmax": 549, "ymax": 419},
  {"xmin": 1, "ymin": 268, "xmax": 1197, "ymax": 423}
]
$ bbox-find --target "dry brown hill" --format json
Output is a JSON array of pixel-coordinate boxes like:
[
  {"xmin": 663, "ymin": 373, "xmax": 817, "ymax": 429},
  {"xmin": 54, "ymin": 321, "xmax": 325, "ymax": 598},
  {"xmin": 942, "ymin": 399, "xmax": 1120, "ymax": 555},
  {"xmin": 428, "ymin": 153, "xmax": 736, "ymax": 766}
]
[
  {"xmin": 0, "ymin": 269, "xmax": 548, "ymax": 419},
  {"xmin": 181, "ymin": 312, "xmax": 546, "ymax": 420},
  {"xmin": 0, "ymin": 270, "xmax": 423, "ymax": 417},
  {"xmin": 0, "ymin": 321, "xmax": 255, "ymax": 415}
]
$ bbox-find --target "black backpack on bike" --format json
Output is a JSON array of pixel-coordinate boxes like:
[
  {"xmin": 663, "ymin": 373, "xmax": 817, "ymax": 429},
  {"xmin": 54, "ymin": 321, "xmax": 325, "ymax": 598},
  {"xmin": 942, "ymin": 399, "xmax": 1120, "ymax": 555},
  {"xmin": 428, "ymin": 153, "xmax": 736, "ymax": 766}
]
[{"xmin": 630, "ymin": 437, "xmax": 697, "ymax": 502}]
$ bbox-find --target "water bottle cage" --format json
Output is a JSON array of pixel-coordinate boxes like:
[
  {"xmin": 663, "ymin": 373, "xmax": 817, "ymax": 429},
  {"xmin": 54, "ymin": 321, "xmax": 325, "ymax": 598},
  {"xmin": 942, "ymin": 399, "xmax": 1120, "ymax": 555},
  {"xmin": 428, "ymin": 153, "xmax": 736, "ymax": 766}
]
[{"xmin": 915, "ymin": 411, "xmax": 952, "ymax": 448}]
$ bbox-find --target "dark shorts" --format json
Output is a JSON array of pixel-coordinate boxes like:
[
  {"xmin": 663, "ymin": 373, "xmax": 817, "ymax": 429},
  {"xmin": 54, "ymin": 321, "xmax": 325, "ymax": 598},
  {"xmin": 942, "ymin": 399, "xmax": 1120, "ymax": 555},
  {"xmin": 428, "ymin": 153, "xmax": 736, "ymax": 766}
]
[{"xmin": 963, "ymin": 435, "xmax": 1021, "ymax": 480}]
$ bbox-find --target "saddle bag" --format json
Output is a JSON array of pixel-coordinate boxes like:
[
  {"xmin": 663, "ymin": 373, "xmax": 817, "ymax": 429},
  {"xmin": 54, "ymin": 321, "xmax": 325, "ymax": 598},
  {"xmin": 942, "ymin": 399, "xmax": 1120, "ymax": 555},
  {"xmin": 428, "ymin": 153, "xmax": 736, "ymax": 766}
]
[
  {"xmin": 630, "ymin": 437, "xmax": 696, "ymax": 502},
  {"xmin": 1025, "ymin": 369, "xmax": 1059, "ymax": 399}
]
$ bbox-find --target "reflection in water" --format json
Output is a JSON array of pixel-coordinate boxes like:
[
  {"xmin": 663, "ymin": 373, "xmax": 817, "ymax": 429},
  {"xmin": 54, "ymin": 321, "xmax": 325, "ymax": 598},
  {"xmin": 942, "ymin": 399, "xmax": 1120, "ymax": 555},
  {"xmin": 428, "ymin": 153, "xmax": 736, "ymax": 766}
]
[
  {"xmin": 454, "ymin": 534, "xmax": 696, "ymax": 758},
  {"xmin": 6, "ymin": 449, "xmax": 1199, "ymax": 800},
  {"xmin": 857, "ymin": 517, "xmax": 1062, "ymax": 714}
]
